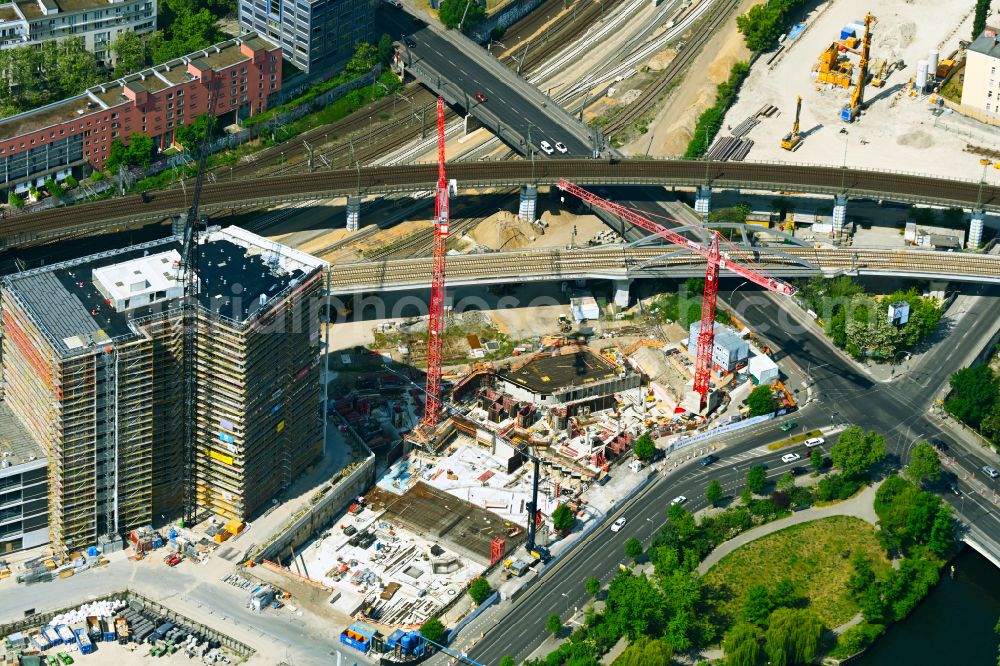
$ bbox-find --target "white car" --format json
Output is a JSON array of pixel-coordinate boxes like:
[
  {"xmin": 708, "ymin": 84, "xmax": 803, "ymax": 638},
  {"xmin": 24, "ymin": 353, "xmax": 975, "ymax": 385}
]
[
  {"xmin": 610, "ymin": 517, "xmax": 627, "ymax": 532},
  {"xmin": 554, "ymin": 141, "xmax": 568, "ymax": 153},
  {"xmin": 804, "ymin": 437, "xmax": 825, "ymax": 447},
  {"xmin": 781, "ymin": 453, "xmax": 801, "ymax": 463},
  {"xmin": 539, "ymin": 140, "xmax": 554, "ymax": 155},
  {"xmin": 671, "ymin": 495, "xmax": 687, "ymax": 505}
]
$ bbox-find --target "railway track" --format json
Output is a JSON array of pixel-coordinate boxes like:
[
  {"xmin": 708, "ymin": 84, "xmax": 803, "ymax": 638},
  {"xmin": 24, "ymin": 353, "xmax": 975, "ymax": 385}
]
[
  {"xmin": 602, "ymin": 0, "xmax": 741, "ymax": 137},
  {"xmin": 328, "ymin": 246, "xmax": 1000, "ymax": 291},
  {"xmin": 4, "ymin": 160, "xmax": 998, "ymax": 249}
]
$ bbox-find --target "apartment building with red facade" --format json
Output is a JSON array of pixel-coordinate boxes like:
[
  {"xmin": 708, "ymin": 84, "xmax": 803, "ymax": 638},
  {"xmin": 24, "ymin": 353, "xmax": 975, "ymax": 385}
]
[{"xmin": 0, "ymin": 32, "xmax": 280, "ymax": 199}]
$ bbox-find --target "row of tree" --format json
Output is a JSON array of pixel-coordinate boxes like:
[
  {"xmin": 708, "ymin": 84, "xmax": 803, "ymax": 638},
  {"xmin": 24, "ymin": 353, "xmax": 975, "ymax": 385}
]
[
  {"xmin": 0, "ymin": 38, "xmax": 102, "ymax": 119},
  {"xmin": 946, "ymin": 363, "xmax": 1000, "ymax": 447},
  {"xmin": 683, "ymin": 62, "xmax": 750, "ymax": 159}
]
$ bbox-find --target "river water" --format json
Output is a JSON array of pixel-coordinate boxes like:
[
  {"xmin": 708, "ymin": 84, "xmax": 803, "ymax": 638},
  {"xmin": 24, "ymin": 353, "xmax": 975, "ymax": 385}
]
[{"xmin": 855, "ymin": 548, "xmax": 1000, "ymax": 665}]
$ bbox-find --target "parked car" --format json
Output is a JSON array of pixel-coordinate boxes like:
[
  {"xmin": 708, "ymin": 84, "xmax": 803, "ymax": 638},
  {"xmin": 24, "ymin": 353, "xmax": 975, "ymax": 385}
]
[
  {"xmin": 539, "ymin": 141, "xmax": 555, "ymax": 155},
  {"xmin": 671, "ymin": 496, "xmax": 687, "ymax": 505},
  {"xmin": 57, "ymin": 654, "xmax": 73, "ymax": 665},
  {"xmin": 781, "ymin": 453, "xmax": 801, "ymax": 463},
  {"xmin": 610, "ymin": 517, "xmax": 627, "ymax": 532},
  {"xmin": 701, "ymin": 454, "xmax": 719, "ymax": 466},
  {"xmin": 554, "ymin": 142, "xmax": 568, "ymax": 153},
  {"xmin": 804, "ymin": 437, "xmax": 824, "ymax": 447},
  {"xmin": 983, "ymin": 465, "xmax": 999, "ymax": 479}
]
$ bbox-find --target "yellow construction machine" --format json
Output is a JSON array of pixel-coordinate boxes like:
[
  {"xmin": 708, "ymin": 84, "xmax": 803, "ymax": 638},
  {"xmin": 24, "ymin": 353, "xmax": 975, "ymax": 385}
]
[
  {"xmin": 841, "ymin": 13, "xmax": 877, "ymax": 122},
  {"xmin": 780, "ymin": 96, "xmax": 803, "ymax": 151}
]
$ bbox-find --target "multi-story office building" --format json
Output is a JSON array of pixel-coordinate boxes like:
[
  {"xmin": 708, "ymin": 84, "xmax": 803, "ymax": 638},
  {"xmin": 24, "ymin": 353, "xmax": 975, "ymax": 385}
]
[
  {"xmin": 0, "ymin": 402, "xmax": 48, "ymax": 555},
  {"xmin": 238, "ymin": 0, "xmax": 375, "ymax": 74},
  {"xmin": 1, "ymin": 226, "xmax": 328, "ymax": 554},
  {"xmin": 0, "ymin": 0, "xmax": 156, "ymax": 64},
  {"xmin": 0, "ymin": 33, "xmax": 281, "ymax": 200},
  {"xmin": 961, "ymin": 26, "xmax": 1000, "ymax": 118}
]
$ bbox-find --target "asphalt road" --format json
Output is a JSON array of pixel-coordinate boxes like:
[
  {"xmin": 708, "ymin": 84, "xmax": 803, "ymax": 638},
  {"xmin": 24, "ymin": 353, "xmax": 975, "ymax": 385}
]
[
  {"xmin": 378, "ymin": 6, "xmax": 591, "ymax": 157},
  {"xmin": 466, "ymin": 283, "xmax": 1000, "ymax": 665}
]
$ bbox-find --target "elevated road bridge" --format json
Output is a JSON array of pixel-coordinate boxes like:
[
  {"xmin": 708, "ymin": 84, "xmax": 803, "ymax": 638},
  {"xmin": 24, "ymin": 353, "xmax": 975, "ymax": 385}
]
[
  {"xmin": 4, "ymin": 159, "xmax": 998, "ymax": 250},
  {"xmin": 328, "ymin": 245, "xmax": 1000, "ymax": 294}
]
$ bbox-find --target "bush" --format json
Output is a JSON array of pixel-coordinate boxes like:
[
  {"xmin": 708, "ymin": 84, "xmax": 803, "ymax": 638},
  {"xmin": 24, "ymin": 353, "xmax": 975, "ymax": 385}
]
[
  {"xmin": 468, "ymin": 577, "xmax": 493, "ymax": 604},
  {"xmin": 63, "ymin": 175, "xmax": 78, "ymax": 189},
  {"xmin": 44, "ymin": 178, "xmax": 63, "ymax": 198},
  {"xmin": 684, "ymin": 61, "xmax": 749, "ymax": 158},
  {"xmin": 830, "ymin": 622, "xmax": 885, "ymax": 659},
  {"xmin": 814, "ymin": 473, "xmax": 861, "ymax": 502},
  {"xmin": 7, "ymin": 191, "xmax": 24, "ymax": 208},
  {"xmin": 90, "ymin": 170, "xmax": 105, "ymax": 182}
]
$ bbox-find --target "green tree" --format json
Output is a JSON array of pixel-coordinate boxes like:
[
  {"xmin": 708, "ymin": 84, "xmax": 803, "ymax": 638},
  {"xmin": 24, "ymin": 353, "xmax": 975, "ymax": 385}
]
[
  {"xmin": 106, "ymin": 138, "xmax": 129, "ymax": 173},
  {"xmin": 771, "ymin": 578, "xmax": 798, "ymax": 609},
  {"xmin": 377, "ymin": 33, "xmax": 395, "ymax": 67},
  {"xmin": 706, "ymin": 479, "xmax": 724, "ymax": 506},
  {"xmin": 764, "ymin": 608, "xmax": 822, "ymax": 666},
  {"xmin": 468, "ymin": 576, "xmax": 492, "ymax": 604},
  {"xmin": 982, "ymin": 401, "xmax": 1000, "ymax": 446},
  {"xmin": 747, "ymin": 385, "xmax": 777, "ymax": 416},
  {"xmin": 742, "ymin": 585, "xmax": 774, "ymax": 625},
  {"xmin": 723, "ymin": 622, "xmax": 762, "ymax": 666},
  {"xmin": 63, "ymin": 175, "xmax": 78, "ymax": 189},
  {"xmin": 419, "ymin": 617, "xmax": 446, "ymax": 644},
  {"xmin": 831, "ymin": 426, "xmax": 886, "ymax": 478},
  {"xmin": 111, "ymin": 30, "xmax": 149, "ymax": 77},
  {"xmin": 585, "ymin": 576, "xmax": 600, "ymax": 597},
  {"xmin": 928, "ymin": 503, "xmax": 955, "ymax": 557},
  {"xmin": 845, "ymin": 295, "xmax": 903, "ymax": 359},
  {"xmin": 746, "ymin": 464, "xmax": 767, "ymax": 494},
  {"xmin": 499, "ymin": 657, "xmax": 514, "ymax": 666},
  {"xmin": 633, "ymin": 433, "xmax": 657, "ymax": 460},
  {"xmin": 8, "ymin": 191, "xmax": 24, "ymax": 208},
  {"xmin": 624, "ymin": 537, "xmax": 643, "ymax": 561},
  {"xmin": 346, "ymin": 41, "xmax": 378, "ymax": 77},
  {"xmin": 438, "ymin": 0, "xmax": 486, "ymax": 30},
  {"xmin": 43, "ymin": 178, "xmax": 63, "ymax": 198},
  {"xmin": 617, "ymin": 637, "xmax": 673, "ymax": 666},
  {"xmin": 552, "ymin": 503, "xmax": 574, "ymax": 533},
  {"xmin": 545, "ymin": 613, "xmax": 561, "ymax": 635},
  {"xmin": 946, "ymin": 364, "xmax": 999, "ymax": 429},
  {"xmin": 810, "ymin": 447, "xmax": 823, "ymax": 472},
  {"xmin": 152, "ymin": 5, "xmax": 224, "ymax": 63},
  {"xmin": 776, "ymin": 471, "xmax": 796, "ymax": 493},
  {"xmin": 906, "ymin": 441, "xmax": 943, "ymax": 487},
  {"xmin": 126, "ymin": 133, "xmax": 157, "ymax": 168},
  {"xmin": 974, "ymin": 0, "xmax": 992, "ymax": 39}
]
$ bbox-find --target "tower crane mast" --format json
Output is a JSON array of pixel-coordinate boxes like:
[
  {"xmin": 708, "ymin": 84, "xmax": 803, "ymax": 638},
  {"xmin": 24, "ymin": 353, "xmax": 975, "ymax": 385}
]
[
  {"xmin": 557, "ymin": 179, "xmax": 795, "ymax": 410},
  {"xmin": 421, "ymin": 97, "xmax": 450, "ymax": 430},
  {"xmin": 841, "ymin": 12, "xmax": 876, "ymax": 122}
]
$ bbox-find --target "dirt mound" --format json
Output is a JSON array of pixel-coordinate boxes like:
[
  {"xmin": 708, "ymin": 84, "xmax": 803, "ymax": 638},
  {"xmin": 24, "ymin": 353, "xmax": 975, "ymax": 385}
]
[{"xmin": 469, "ymin": 211, "xmax": 536, "ymax": 250}]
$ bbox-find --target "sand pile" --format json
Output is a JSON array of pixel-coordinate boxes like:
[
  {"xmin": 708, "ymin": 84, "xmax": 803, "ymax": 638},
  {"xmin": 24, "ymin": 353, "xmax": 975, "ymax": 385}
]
[{"xmin": 469, "ymin": 211, "xmax": 536, "ymax": 250}]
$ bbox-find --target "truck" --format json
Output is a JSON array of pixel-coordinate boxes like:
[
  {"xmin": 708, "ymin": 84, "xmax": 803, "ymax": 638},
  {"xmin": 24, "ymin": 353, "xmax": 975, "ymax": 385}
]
[{"xmin": 74, "ymin": 628, "xmax": 94, "ymax": 655}]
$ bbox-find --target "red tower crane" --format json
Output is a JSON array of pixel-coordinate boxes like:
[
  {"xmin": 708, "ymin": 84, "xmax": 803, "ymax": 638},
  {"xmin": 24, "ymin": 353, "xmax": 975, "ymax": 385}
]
[
  {"xmin": 557, "ymin": 179, "xmax": 796, "ymax": 411},
  {"xmin": 422, "ymin": 97, "xmax": 450, "ymax": 430}
]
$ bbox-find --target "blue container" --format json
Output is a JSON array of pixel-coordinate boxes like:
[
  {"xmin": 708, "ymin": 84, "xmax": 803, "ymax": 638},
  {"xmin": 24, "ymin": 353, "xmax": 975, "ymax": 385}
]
[
  {"xmin": 152, "ymin": 538, "xmax": 163, "ymax": 549},
  {"xmin": 86, "ymin": 546, "xmax": 98, "ymax": 557},
  {"xmin": 168, "ymin": 528, "xmax": 177, "ymax": 541},
  {"xmin": 840, "ymin": 26, "xmax": 855, "ymax": 40}
]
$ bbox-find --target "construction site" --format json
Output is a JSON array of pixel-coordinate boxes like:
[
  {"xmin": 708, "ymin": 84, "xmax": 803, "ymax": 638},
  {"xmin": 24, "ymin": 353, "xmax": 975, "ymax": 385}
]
[
  {"xmin": 718, "ymin": 0, "xmax": 1000, "ymax": 181},
  {"xmin": 0, "ymin": 226, "xmax": 328, "ymax": 556}
]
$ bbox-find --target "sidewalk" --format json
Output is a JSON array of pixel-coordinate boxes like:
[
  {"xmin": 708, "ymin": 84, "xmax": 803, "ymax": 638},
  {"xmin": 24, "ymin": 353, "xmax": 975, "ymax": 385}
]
[{"xmin": 696, "ymin": 482, "xmax": 880, "ymax": 575}]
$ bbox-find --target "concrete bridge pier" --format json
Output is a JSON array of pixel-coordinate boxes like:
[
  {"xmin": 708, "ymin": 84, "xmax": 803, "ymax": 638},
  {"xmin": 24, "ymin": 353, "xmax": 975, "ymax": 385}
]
[
  {"xmin": 613, "ymin": 279, "xmax": 632, "ymax": 309},
  {"xmin": 464, "ymin": 114, "xmax": 482, "ymax": 135},
  {"xmin": 346, "ymin": 196, "xmax": 361, "ymax": 232},
  {"xmin": 968, "ymin": 210, "xmax": 984, "ymax": 249},
  {"xmin": 694, "ymin": 186, "xmax": 712, "ymax": 217},
  {"xmin": 927, "ymin": 281, "xmax": 949, "ymax": 300},
  {"xmin": 832, "ymin": 194, "xmax": 848, "ymax": 237},
  {"xmin": 519, "ymin": 185, "xmax": 538, "ymax": 223}
]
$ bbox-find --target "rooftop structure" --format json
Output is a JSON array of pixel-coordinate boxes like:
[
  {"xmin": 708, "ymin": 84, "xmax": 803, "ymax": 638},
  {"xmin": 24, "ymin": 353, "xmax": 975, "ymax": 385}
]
[
  {"xmin": 0, "ymin": 33, "xmax": 281, "ymax": 199},
  {"xmin": 0, "ymin": 0, "xmax": 156, "ymax": 63},
  {"xmin": 238, "ymin": 0, "xmax": 374, "ymax": 74},
  {"xmin": 1, "ymin": 225, "xmax": 328, "ymax": 554}
]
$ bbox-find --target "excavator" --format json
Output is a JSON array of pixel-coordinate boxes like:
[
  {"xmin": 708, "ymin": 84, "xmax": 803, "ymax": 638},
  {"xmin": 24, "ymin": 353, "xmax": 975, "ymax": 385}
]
[
  {"xmin": 841, "ymin": 13, "xmax": 876, "ymax": 122},
  {"xmin": 780, "ymin": 96, "xmax": 803, "ymax": 151}
]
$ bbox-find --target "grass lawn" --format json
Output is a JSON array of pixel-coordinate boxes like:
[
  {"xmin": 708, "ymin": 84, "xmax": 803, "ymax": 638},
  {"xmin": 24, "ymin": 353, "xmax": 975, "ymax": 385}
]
[{"xmin": 703, "ymin": 516, "xmax": 890, "ymax": 628}]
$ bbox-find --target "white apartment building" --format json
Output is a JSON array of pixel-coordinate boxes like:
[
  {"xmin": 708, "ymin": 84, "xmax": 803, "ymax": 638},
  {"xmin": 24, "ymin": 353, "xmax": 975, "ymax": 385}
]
[
  {"xmin": 961, "ymin": 25, "xmax": 1000, "ymax": 118},
  {"xmin": 0, "ymin": 0, "xmax": 156, "ymax": 65}
]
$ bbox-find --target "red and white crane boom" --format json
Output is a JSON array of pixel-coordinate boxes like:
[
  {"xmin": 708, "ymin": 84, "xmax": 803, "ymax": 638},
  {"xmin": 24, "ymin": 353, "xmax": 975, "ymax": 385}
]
[
  {"xmin": 556, "ymin": 179, "xmax": 795, "ymax": 410},
  {"xmin": 422, "ymin": 97, "xmax": 450, "ymax": 429}
]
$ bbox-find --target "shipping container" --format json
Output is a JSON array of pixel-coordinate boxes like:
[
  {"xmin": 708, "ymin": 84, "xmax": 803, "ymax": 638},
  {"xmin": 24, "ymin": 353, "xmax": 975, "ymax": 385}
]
[
  {"xmin": 42, "ymin": 627, "xmax": 61, "ymax": 646},
  {"xmin": 55, "ymin": 625, "xmax": 75, "ymax": 644},
  {"xmin": 75, "ymin": 628, "xmax": 95, "ymax": 654},
  {"xmin": 87, "ymin": 616, "xmax": 102, "ymax": 641},
  {"xmin": 101, "ymin": 618, "xmax": 116, "ymax": 642}
]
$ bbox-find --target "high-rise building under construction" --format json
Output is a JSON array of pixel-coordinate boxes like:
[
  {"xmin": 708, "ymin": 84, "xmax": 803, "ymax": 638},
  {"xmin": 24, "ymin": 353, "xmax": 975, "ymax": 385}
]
[{"xmin": 1, "ymin": 226, "xmax": 328, "ymax": 554}]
